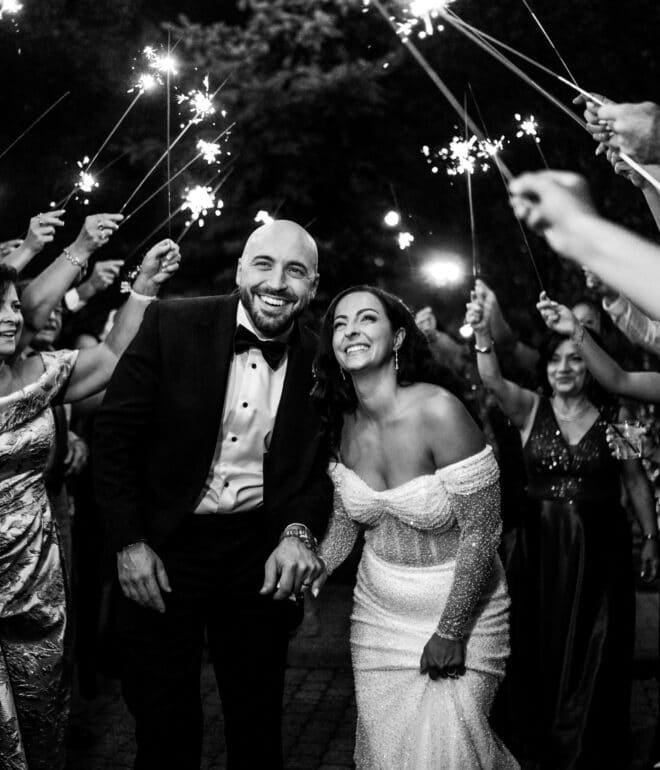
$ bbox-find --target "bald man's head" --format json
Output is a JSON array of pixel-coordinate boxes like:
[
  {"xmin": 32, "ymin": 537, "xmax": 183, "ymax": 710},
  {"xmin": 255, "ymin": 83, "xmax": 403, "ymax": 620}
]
[{"xmin": 236, "ymin": 219, "xmax": 319, "ymax": 337}]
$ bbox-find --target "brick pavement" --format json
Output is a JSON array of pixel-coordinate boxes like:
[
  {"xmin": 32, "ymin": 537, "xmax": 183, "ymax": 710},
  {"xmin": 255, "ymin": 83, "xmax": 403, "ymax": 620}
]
[{"xmin": 66, "ymin": 583, "xmax": 658, "ymax": 770}]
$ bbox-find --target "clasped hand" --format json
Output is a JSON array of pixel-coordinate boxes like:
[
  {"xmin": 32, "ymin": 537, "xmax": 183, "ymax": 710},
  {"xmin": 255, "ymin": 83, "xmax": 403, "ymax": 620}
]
[{"xmin": 420, "ymin": 634, "xmax": 466, "ymax": 680}]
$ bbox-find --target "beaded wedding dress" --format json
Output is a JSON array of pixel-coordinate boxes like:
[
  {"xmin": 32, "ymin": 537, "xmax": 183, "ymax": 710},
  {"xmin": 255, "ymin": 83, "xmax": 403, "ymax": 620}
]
[{"xmin": 320, "ymin": 446, "xmax": 518, "ymax": 769}]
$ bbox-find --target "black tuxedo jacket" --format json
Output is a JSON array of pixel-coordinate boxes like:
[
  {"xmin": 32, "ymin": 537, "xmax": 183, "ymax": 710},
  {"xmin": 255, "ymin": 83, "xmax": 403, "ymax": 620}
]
[{"xmin": 93, "ymin": 294, "xmax": 332, "ymax": 553}]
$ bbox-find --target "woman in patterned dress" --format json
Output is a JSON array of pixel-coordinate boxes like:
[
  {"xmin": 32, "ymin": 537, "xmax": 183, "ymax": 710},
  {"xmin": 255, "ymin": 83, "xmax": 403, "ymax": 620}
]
[{"xmin": 0, "ymin": 235, "xmax": 179, "ymax": 770}]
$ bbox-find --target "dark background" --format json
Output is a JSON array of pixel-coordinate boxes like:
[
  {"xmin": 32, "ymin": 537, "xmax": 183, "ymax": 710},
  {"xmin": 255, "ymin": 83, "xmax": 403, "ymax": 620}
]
[{"xmin": 1, "ymin": 0, "xmax": 659, "ymax": 337}]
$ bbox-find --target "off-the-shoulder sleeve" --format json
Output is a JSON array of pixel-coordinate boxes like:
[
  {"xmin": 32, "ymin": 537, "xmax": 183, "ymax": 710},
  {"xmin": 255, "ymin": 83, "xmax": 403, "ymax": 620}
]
[
  {"xmin": 39, "ymin": 349, "xmax": 79, "ymax": 404},
  {"xmin": 435, "ymin": 446, "xmax": 502, "ymax": 641},
  {"xmin": 318, "ymin": 471, "xmax": 361, "ymax": 575}
]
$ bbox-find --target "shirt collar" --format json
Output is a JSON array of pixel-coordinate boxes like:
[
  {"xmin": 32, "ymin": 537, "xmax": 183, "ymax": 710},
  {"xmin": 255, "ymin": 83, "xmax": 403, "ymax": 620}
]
[{"xmin": 237, "ymin": 300, "xmax": 293, "ymax": 343}]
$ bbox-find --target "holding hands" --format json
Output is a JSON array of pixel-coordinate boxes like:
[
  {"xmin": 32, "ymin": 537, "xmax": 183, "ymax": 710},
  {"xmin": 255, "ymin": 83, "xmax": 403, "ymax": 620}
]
[
  {"xmin": 260, "ymin": 533, "xmax": 326, "ymax": 601},
  {"xmin": 596, "ymin": 101, "xmax": 660, "ymax": 165}
]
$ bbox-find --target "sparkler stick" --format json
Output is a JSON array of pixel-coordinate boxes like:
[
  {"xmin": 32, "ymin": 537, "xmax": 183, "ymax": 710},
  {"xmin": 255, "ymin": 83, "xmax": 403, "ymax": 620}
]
[
  {"xmin": 440, "ymin": 11, "xmax": 585, "ymax": 133},
  {"xmin": 120, "ymin": 80, "xmax": 226, "ymax": 213},
  {"xmin": 370, "ymin": 0, "xmax": 514, "ymax": 181},
  {"xmin": 442, "ymin": 11, "xmax": 660, "ymax": 193},
  {"xmin": 519, "ymin": 0, "xmax": 578, "ymax": 86},
  {"xmin": 0, "ymin": 91, "xmax": 70, "ymax": 162},
  {"xmin": 468, "ymin": 84, "xmax": 545, "ymax": 292},
  {"xmin": 166, "ymin": 27, "xmax": 173, "ymax": 238},
  {"xmin": 463, "ymin": 94, "xmax": 478, "ymax": 278},
  {"xmin": 121, "ymin": 126, "xmax": 234, "ymax": 226}
]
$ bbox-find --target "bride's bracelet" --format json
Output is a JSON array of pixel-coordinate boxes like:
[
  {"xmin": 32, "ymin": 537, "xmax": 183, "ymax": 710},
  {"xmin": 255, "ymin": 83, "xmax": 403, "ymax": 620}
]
[{"xmin": 434, "ymin": 628, "xmax": 463, "ymax": 642}]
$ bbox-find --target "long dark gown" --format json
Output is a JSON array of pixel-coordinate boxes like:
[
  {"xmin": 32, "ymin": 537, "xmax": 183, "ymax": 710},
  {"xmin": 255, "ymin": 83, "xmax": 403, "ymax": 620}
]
[{"xmin": 506, "ymin": 397, "xmax": 634, "ymax": 769}]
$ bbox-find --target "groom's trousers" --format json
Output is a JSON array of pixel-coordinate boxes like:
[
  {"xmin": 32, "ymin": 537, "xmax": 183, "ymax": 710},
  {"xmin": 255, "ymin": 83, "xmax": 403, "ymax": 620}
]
[{"xmin": 118, "ymin": 509, "xmax": 302, "ymax": 770}]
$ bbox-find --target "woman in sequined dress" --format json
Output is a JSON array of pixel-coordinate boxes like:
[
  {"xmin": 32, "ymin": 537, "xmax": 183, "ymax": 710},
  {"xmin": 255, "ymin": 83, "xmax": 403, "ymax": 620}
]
[
  {"xmin": 467, "ymin": 289, "xmax": 658, "ymax": 769},
  {"xmin": 312, "ymin": 286, "xmax": 518, "ymax": 769},
  {"xmin": 0, "ymin": 239, "xmax": 179, "ymax": 770}
]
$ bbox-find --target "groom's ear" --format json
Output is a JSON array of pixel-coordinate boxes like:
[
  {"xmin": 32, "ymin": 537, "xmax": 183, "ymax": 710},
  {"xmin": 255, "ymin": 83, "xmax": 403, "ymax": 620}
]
[{"xmin": 235, "ymin": 258, "xmax": 243, "ymax": 286}]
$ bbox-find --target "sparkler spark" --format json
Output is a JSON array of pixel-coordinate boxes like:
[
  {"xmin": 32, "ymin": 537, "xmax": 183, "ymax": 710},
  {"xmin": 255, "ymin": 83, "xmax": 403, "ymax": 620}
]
[
  {"xmin": 178, "ymin": 75, "xmax": 216, "ymax": 124},
  {"xmin": 363, "ymin": 0, "xmax": 452, "ymax": 37},
  {"xmin": 397, "ymin": 232, "xmax": 414, "ymax": 250},
  {"xmin": 182, "ymin": 185, "xmax": 224, "ymax": 227},
  {"xmin": 255, "ymin": 210, "xmax": 274, "ymax": 225},
  {"xmin": 73, "ymin": 156, "xmax": 99, "ymax": 201},
  {"xmin": 128, "ymin": 45, "xmax": 178, "ymax": 93},
  {"xmin": 196, "ymin": 139, "xmax": 222, "ymax": 165},
  {"xmin": 515, "ymin": 113, "xmax": 540, "ymax": 141},
  {"xmin": 423, "ymin": 134, "xmax": 506, "ymax": 176},
  {"xmin": 0, "ymin": 0, "xmax": 22, "ymax": 18}
]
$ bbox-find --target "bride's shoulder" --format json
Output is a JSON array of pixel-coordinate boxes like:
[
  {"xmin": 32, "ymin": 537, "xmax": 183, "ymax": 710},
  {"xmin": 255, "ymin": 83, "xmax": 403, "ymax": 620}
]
[{"xmin": 409, "ymin": 384, "xmax": 485, "ymax": 466}]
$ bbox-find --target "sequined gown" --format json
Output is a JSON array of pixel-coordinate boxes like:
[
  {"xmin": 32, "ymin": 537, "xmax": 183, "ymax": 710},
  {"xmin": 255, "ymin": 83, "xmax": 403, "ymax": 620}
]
[
  {"xmin": 320, "ymin": 446, "xmax": 518, "ymax": 769},
  {"xmin": 505, "ymin": 397, "xmax": 634, "ymax": 768},
  {"xmin": 0, "ymin": 349, "xmax": 78, "ymax": 770}
]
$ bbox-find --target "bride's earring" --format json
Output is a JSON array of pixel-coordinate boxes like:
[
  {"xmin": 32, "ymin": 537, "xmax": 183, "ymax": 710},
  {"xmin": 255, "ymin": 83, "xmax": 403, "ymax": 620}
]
[
  {"xmin": 394, "ymin": 347, "xmax": 399, "ymax": 372},
  {"xmin": 340, "ymin": 367, "xmax": 346, "ymax": 381}
]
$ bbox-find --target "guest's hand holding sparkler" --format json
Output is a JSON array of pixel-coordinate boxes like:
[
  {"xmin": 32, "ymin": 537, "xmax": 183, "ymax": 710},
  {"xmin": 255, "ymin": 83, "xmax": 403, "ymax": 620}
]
[
  {"xmin": 536, "ymin": 292, "xmax": 581, "ymax": 337},
  {"xmin": 510, "ymin": 170, "xmax": 598, "ymax": 255},
  {"xmin": 71, "ymin": 212, "xmax": 123, "ymax": 260},
  {"xmin": 596, "ymin": 101, "xmax": 660, "ymax": 165},
  {"xmin": 573, "ymin": 92, "xmax": 612, "ymax": 154},
  {"xmin": 1, "ymin": 210, "xmax": 65, "ymax": 272},
  {"xmin": 132, "ymin": 239, "xmax": 181, "ymax": 297}
]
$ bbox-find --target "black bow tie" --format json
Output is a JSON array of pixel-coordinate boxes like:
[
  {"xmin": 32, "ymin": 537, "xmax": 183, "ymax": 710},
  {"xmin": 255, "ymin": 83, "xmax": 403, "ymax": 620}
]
[{"xmin": 234, "ymin": 325, "xmax": 287, "ymax": 370}]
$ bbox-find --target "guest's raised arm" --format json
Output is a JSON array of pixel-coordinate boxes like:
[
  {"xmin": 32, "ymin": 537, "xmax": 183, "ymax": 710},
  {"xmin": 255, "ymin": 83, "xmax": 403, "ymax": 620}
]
[
  {"xmin": 537, "ymin": 293, "xmax": 660, "ymax": 402},
  {"xmin": 1, "ymin": 210, "xmax": 66, "ymax": 273}
]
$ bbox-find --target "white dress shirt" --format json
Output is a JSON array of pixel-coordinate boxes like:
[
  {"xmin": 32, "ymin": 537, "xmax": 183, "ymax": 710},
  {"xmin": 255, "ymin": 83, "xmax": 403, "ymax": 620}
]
[{"xmin": 195, "ymin": 301, "xmax": 289, "ymax": 514}]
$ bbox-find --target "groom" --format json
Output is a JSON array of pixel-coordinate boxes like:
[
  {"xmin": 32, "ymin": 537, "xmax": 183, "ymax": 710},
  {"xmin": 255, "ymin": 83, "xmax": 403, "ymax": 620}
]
[{"xmin": 93, "ymin": 220, "xmax": 332, "ymax": 769}]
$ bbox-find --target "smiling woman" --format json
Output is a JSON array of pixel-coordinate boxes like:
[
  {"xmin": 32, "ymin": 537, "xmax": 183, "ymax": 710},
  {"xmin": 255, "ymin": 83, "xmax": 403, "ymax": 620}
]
[{"xmin": 311, "ymin": 285, "xmax": 517, "ymax": 769}]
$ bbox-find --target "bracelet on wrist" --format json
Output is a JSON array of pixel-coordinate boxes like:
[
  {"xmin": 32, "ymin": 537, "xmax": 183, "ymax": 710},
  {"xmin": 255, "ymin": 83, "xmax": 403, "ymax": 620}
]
[
  {"xmin": 129, "ymin": 287, "xmax": 158, "ymax": 303},
  {"xmin": 571, "ymin": 323, "xmax": 585, "ymax": 346},
  {"xmin": 62, "ymin": 247, "xmax": 87, "ymax": 280},
  {"xmin": 474, "ymin": 340, "xmax": 494, "ymax": 354}
]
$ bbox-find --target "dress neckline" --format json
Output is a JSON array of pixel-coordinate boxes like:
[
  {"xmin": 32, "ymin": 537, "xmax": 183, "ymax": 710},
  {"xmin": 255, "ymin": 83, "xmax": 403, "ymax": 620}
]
[
  {"xmin": 334, "ymin": 461, "xmax": 437, "ymax": 495},
  {"xmin": 548, "ymin": 398, "xmax": 601, "ymax": 449}
]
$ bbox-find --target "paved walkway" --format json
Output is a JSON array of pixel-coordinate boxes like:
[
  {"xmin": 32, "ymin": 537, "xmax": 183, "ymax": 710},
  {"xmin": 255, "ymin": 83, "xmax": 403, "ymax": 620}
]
[{"xmin": 66, "ymin": 582, "xmax": 658, "ymax": 770}]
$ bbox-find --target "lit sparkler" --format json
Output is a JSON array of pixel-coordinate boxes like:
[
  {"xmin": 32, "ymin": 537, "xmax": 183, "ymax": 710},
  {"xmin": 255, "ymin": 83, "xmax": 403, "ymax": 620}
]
[
  {"xmin": 515, "ymin": 113, "xmax": 539, "ymax": 141},
  {"xmin": 384, "ymin": 210, "xmax": 401, "ymax": 227},
  {"xmin": 426, "ymin": 135, "xmax": 502, "ymax": 177},
  {"xmin": 197, "ymin": 139, "xmax": 222, "ymax": 165},
  {"xmin": 182, "ymin": 185, "xmax": 224, "ymax": 227},
  {"xmin": 0, "ymin": 0, "xmax": 22, "ymax": 18},
  {"xmin": 397, "ymin": 232, "xmax": 414, "ymax": 250},
  {"xmin": 177, "ymin": 75, "xmax": 215, "ymax": 124},
  {"xmin": 255, "ymin": 210, "xmax": 274, "ymax": 225},
  {"xmin": 75, "ymin": 156, "xmax": 99, "ymax": 198}
]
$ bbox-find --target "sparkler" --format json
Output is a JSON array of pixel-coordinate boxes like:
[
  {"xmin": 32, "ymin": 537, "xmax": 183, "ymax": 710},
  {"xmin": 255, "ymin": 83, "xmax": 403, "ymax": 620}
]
[
  {"xmin": 177, "ymin": 76, "xmax": 216, "ymax": 125},
  {"xmin": 181, "ymin": 184, "xmax": 224, "ymax": 228},
  {"xmin": 519, "ymin": 0, "xmax": 578, "ymax": 86},
  {"xmin": 0, "ymin": 91, "xmax": 70, "ymax": 163},
  {"xmin": 366, "ymin": 0, "xmax": 452, "ymax": 38},
  {"xmin": 166, "ymin": 28, "xmax": 173, "ymax": 239},
  {"xmin": 197, "ymin": 139, "xmax": 223, "ymax": 165},
  {"xmin": 469, "ymin": 84, "xmax": 545, "ymax": 292},
  {"xmin": 424, "ymin": 134, "xmax": 505, "ymax": 177},
  {"xmin": 515, "ymin": 113, "xmax": 549, "ymax": 168},
  {"xmin": 120, "ymin": 126, "xmax": 234, "ymax": 226},
  {"xmin": 384, "ymin": 210, "xmax": 401, "ymax": 227},
  {"xmin": 441, "ymin": 10, "xmax": 660, "ymax": 193},
  {"xmin": 368, "ymin": 0, "xmax": 514, "ymax": 182},
  {"xmin": 397, "ymin": 232, "xmax": 414, "ymax": 250},
  {"xmin": 463, "ymin": 94, "xmax": 479, "ymax": 278},
  {"xmin": 120, "ymin": 79, "xmax": 226, "ymax": 214}
]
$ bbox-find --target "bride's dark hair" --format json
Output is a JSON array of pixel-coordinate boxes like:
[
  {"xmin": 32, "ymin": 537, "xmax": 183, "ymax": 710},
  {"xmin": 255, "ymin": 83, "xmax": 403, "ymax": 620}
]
[{"xmin": 311, "ymin": 285, "xmax": 465, "ymax": 454}]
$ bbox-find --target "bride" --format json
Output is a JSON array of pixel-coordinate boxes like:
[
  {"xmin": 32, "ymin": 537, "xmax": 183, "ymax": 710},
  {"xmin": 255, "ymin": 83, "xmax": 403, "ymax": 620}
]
[{"xmin": 311, "ymin": 285, "xmax": 517, "ymax": 769}]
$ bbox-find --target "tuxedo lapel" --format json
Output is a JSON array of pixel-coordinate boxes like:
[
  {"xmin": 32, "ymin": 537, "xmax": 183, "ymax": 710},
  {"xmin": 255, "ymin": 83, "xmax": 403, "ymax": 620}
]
[
  {"xmin": 265, "ymin": 324, "xmax": 319, "ymax": 505},
  {"xmin": 194, "ymin": 295, "xmax": 239, "ymax": 466}
]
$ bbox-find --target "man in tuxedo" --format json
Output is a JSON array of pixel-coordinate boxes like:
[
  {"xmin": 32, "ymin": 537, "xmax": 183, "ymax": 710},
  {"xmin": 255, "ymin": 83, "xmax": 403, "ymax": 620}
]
[{"xmin": 93, "ymin": 220, "xmax": 332, "ymax": 769}]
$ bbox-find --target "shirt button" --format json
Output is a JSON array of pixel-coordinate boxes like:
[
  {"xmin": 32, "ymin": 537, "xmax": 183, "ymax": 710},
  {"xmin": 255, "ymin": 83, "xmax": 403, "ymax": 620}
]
[
  {"xmin": 251, "ymin": 363, "xmax": 257, "ymax": 369},
  {"xmin": 224, "ymin": 482, "xmax": 229, "ymax": 488},
  {"xmin": 242, "ymin": 402, "xmax": 248, "ymax": 408},
  {"xmin": 231, "ymin": 436, "xmax": 237, "ymax": 442}
]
